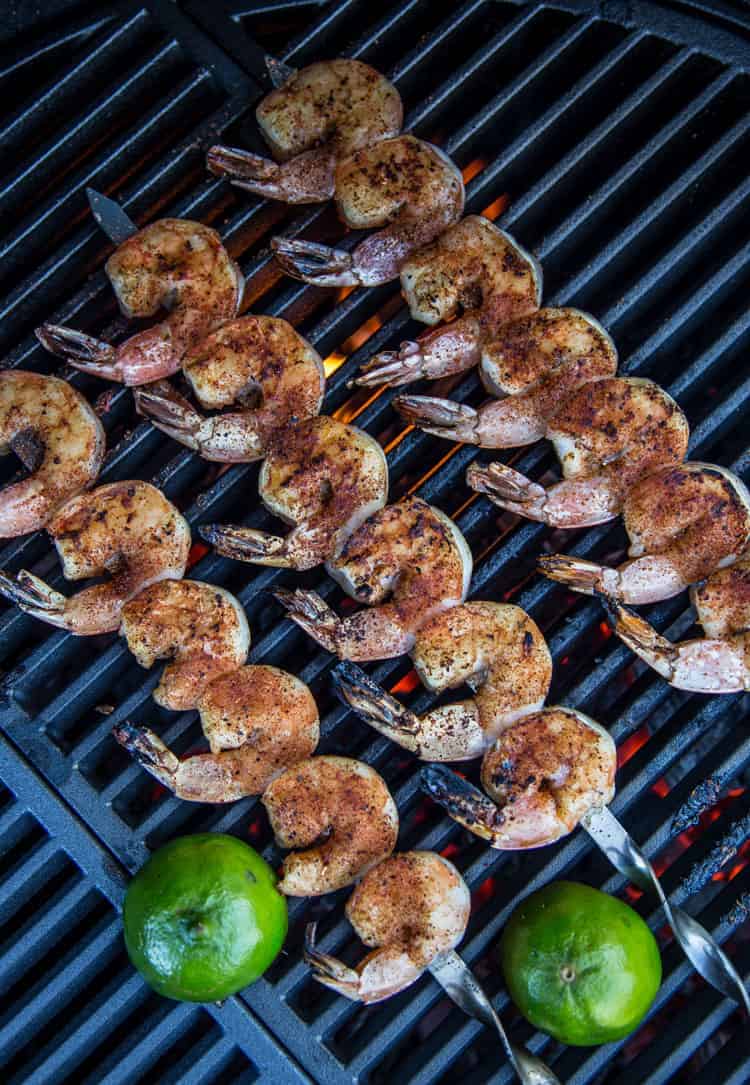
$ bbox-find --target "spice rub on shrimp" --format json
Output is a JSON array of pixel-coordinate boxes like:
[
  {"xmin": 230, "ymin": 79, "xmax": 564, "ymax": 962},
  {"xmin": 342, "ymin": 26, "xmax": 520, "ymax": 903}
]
[
  {"xmin": 393, "ymin": 308, "xmax": 618, "ymax": 448},
  {"xmin": 120, "ymin": 579, "xmax": 250, "ymax": 710},
  {"xmin": 541, "ymin": 463, "xmax": 750, "ymax": 604},
  {"xmin": 0, "ymin": 481, "xmax": 190, "ymax": 634},
  {"xmin": 200, "ymin": 416, "xmax": 388, "ymax": 571},
  {"xmin": 114, "ymin": 665, "xmax": 319, "ymax": 803},
  {"xmin": 271, "ymin": 136, "xmax": 465, "ymax": 286},
  {"xmin": 263, "ymin": 756, "xmax": 399, "ymax": 895},
  {"xmin": 273, "ymin": 496, "xmax": 473, "ymax": 661},
  {"xmin": 357, "ymin": 217, "xmax": 543, "ymax": 388},
  {"xmin": 208, "ymin": 59, "xmax": 403, "ymax": 204},
  {"xmin": 37, "ymin": 220, "xmax": 243, "ymax": 385},
  {"xmin": 0, "ymin": 370, "xmax": 105, "ymax": 537},
  {"xmin": 422, "ymin": 707, "xmax": 616, "ymax": 850},
  {"xmin": 305, "ymin": 851, "xmax": 470, "ymax": 1003},
  {"xmin": 333, "ymin": 602, "xmax": 552, "ymax": 760},
  {"xmin": 134, "ymin": 315, "xmax": 325, "ymax": 462},
  {"xmin": 604, "ymin": 552, "xmax": 750, "ymax": 694},
  {"xmin": 467, "ymin": 377, "xmax": 689, "ymax": 529}
]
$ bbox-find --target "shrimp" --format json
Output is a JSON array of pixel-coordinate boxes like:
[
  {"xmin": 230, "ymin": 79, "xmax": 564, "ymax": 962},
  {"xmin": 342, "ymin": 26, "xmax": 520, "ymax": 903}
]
[
  {"xmin": 0, "ymin": 481, "xmax": 190, "ymax": 634},
  {"xmin": 421, "ymin": 707, "xmax": 616, "ymax": 849},
  {"xmin": 392, "ymin": 308, "xmax": 618, "ymax": 447},
  {"xmin": 36, "ymin": 220, "xmax": 243, "ymax": 385},
  {"xmin": 114, "ymin": 665, "xmax": 319, "ymax": 802},
  {"xmin": 207, "ymin": 59, "xmax": 402, "ymax": 204},
  {"xmin": 603, "ymin": 553, "xmax": 750, "ymax": 693},
  {"xmin": 134, "ymin": 316, "xmax": 325, "ymax": 462},
  {"xmin": 200, "ymin": 416, "xmax": 388, "ymax": 570},
  {"xmin": 332, "ymin": 602, "xmax": 552, "ymax": 760},
  {"xmin": 356, "ymin": 217, "xmax": 543, "ymax": 387},
  {"xmin": 262, "ymin": 756, "xmax": 399, "ymax": 895},
  {"xmin": 0, "ymin": 370, "xmax": 105, "ymax": 537},
  {"xmin": 467, "ymin": 377, "xmax": 689, "ymax": 528},
  {"xmin": 305, "ymin": 851, "xmax": 470, "ymax": 1003},
  {"xmin": 540, "ymin": 463, "xmax": 750, "ymax": 604},
  {"xmin": 273, "ymin": 497, "xmax": 473, "ymax": 660},
  {"xmin": 120, "ymin": 579, "xmax": 250, "ymax": 710},
  {"xmin": 271, "ymin": 136, "xmax": 465, "ymax": 286}
]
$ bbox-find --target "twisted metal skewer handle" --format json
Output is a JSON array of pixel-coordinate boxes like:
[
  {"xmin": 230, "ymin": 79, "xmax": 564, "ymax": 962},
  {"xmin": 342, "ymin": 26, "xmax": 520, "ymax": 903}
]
[
  {"xmin": 429, "ymin": 951, "xmax": 562, "ymax": 1085},
  {"xmin": 583, "ymin": 804, "xmax": 750, "ymax": 1013}
]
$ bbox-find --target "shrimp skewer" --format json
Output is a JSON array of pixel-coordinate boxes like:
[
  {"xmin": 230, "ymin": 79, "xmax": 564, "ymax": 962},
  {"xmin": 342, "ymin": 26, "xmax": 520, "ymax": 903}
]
[
  {"xmin": 120, "ymin": 579, "xmax": 250, "ymax": 710},
  {"xmin": 392, "ymin": 308, "xmax": 618, "ymax": 447},
  {"xmin": 262, "ymin": 756, "xmax": 398, "ymax": 895},
  {"xmin": 273, "ymin": 497, "xmax": 473, "ymax": 660},
  {"xmin": 114, "ymin": 665, "xmax": 319, "ymax": 803},
  {"xmin": 541, "ymin": 463, "xmax": 750, "ymax": 603},
  {"xmin": 37, "ymin": 220, "xmax": 243, "ymax": 385},
  {"xmin": 0, "ymin": 481, "xmax": 190, "ymax": 634},
  {"xmin": 468, "ymin": 377, "xmax": 689, "ymax": 528},
  {"xmin": 208, "ymin": 59, "xmax": 403, "ymax": 204},
  {"xmin": 0, "ymin": 370, "xmax": 105, "ymax": 537},
  {"xmin": 305, "ymin": 852, "xmax": 470, "ymax": 1002},
  {"xmin": 603, "ymin": 554, "xmax": 750, "ymax": 693},
  {"xmin": 332, "ymin": 602, "xmax": 551, "ymax": 760},
  {"xmin": 200, "ymin": 416, "xmax": 388, "ymax": 570},
  {"xmin": 271, "ymin": 136, "xmax": 465, "ymax": 286},
  {"xmin": 134, "ymin": 315, "xmax": 325, "ymax": 462}
]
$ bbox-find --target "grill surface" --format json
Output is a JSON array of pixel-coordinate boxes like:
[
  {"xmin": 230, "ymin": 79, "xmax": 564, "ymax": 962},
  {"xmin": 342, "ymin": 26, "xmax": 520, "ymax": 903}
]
[{"xmin": 1, "ymin": 1, "xmax": 750, "ymax": 1082}]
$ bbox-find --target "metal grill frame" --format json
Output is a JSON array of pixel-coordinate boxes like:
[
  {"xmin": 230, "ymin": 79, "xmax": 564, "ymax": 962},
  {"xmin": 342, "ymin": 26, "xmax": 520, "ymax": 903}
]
[{"xmin": 1, "ymin": 1, "xmax": 750, "ymax": 1082}]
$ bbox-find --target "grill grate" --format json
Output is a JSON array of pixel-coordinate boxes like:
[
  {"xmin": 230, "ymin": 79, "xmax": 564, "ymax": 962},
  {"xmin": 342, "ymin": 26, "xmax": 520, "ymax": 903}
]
[{"xmin": 1, "ymin": 1, "xmax": 750, "ymax": 1082}]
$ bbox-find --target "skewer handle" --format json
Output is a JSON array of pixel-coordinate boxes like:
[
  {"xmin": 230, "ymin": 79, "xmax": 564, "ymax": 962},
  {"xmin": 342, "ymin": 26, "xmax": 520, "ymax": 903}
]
[
  {"xmin": 428, "ymin": 951, "xmax": 562, "ymax": 1085},
  {"xmin": 583, "ymin": 804, "xmax": 750, "ymax": 1013}
]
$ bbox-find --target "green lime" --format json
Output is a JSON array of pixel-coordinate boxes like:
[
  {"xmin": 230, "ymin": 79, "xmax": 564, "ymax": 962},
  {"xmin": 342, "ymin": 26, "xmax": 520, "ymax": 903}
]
[
  {"xmin": 499, "ymin": 881, "xmax": 661, "ymax": 1046},
  {"xmin": 123, "ymin": 833, "xmax": 287, "ymax": 1002}
]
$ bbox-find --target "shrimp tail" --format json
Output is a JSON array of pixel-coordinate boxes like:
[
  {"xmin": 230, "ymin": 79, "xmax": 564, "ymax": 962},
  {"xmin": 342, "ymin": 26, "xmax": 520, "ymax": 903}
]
[
  {"xmin": 0, "ymin": 569, "xmax": 67, "ymax": 619},
  {"xmin": 134, "ymin": 382, "xmax": 203, "ymax": 449},
  {"xmin": 601, "ymin": 596, "xmax": 677, "ymax": 680},
  {"xmin": 207, "ymin": 144, "xmax": 279, "ymax": 182},
  {"xmin": 394, "ymin": 395, "xmax": 480, "ymax": 442},
  {"xmin": 419, "ymin": 764, "xmax": 505, "ymax": 844},
  {"xmin": 466, "ymin": 461, "xmax": 546, "ymax": 509},
  {"xmin": 332, "ymin": 662, "xmax": 420, "ymax": 746},
  {"xmin": 112, "ymin": 723, "xmax": 179, "ymax": 788},
  {"xmin": 272, "ymin": 588, "xmax": 339, "ymax": 652},
  {"xmin": 199, "ymin": 524, "xmax": 293, "ymax": 567},
  {"xmin": 36, "ymin": 323, "xmax": 119, "ymax": 379},
  {"xmin": 303, "ymin": 922, "xmax": 362, "ymax": 998},
  {"xmin": 538, "ymin": 554, "xmax": 605, "ymax": 595},
  {"xmin": 353, "ymin": 342, "xmax": 424, "ymax": 388},
  {"xmin": 271, "ymin": 237, "xmax": 360, "ymax": 287}
]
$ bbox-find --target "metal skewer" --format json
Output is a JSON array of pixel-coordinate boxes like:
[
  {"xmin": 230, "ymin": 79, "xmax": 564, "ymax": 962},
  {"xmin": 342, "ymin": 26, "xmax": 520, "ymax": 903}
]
[{"xmin": 86, "ymin": 187, "xmax": 138, "ymax": 244}]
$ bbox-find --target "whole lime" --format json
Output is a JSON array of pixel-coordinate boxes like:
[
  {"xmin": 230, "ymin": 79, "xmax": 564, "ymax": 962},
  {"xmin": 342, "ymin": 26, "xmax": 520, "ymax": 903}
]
[
  {"xmin": 499, "ymin": 881, "xmax": 661, "ymax": 1046},
  {"xmin": 123, "ymin": 834, "xmax": 287, "ymax": 1002}
]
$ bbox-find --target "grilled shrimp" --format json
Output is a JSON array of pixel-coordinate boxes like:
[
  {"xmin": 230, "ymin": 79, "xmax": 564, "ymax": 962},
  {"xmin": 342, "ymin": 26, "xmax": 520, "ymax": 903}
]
[
  {"xmin": 333, "ymin": 602, "xmax": 552, "ymax": 760},
  {"xmin": 134, "ymin": 316, "xmax": 325, "ymax": 461},
  {"xmin": 201, "ymin": 416, "xmax": 388, "ymax": 570},
  {"xmin": 114, "ymin": 665, "xmax": 319, "ymax": 803},
  {"xmin": 0, "ymin": 370, "xmax": 105, "ymax": 537},
  {"xmin": 0, "ymin": 481, "xmax": 190, "ymax": 634},
  {"xmin": 120, "ymin": 579, "xmax": 250, "ymax": 710},
  {"xmin": 421, "ymin": 707, "xmax": 616, "ymax": 849},
  {"xmin": 604, "ymin": 553, "xmax": 750, "ymax": 693},
  {"xmin": 393, "ymin": 308, "xmax": 618, "ymax": 447},
  {"xmin": 305, "ymin": 851, "xmax": 470, "ymax": 1003},
  {"xmin": 262, "ymin": 756, "xmax": 399, "ymax": 895},
  {"xmin": 468, "ymin": 377, "xmax": 689, "ymax": 528},
  {"xmin": 271, "ymin": 136, "xmax": 465, "ymax": 286},
  {"xmin": 273, "ymin": 497, "xmax": 473, "ymax": 660},
  {"xmin": 208, "ymin": 59, "xmax": 402, "ymax": 203},
  {"xmin": 541, "ymin": 463, "xmax": 750, "ymax": 604},
  {"xmin": 37, "ymin": 220, "xmax": 243, "ymax": 385},
  {"xmin": 357, "ymin": 217, "xmax": 543, "ymax": 387}
]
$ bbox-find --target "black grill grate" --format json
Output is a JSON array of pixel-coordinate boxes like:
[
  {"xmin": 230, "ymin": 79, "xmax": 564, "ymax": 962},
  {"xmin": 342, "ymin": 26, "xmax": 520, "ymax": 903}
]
[{"xmin": 1, "ymin": 2, "xmax": 750, "ymax": 1082}]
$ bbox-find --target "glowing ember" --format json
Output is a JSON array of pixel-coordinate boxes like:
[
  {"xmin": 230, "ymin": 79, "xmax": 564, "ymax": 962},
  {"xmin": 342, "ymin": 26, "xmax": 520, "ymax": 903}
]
[
  {"xmin": 617, "ymin": 725, "xmax": 650, "ymax": 768},
  {"xmin": 462, "ymin": 157, "xmax": 487, "ymax": 183},
  {"xmin": 482, "ymin": 193, "xmax": 510, "ymax": 220},
  {"xmin": 472, "ymin": 875, "xmax": 497, "ymax": 907},
  {"xmin": 187, "ymin": 541, "xmax": 209, "ymax": 568},
  {"xmin": 441, "ymin": 842, "xmax": 461, "ymax": 860},
  {"xmin": 391, "ymin": 670, "xmax": 420, "ymax": 694}
]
